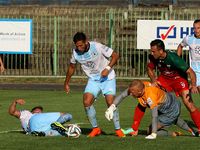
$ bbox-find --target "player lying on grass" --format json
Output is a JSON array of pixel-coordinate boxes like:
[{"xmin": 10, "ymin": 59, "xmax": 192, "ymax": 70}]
[
  {"xmin": 9, "ymin": 98, "xmax": 72, "ymax": 136},
  {"xmin": 105, "ymin": 79, "xmax": 197, "ymax": 139}
]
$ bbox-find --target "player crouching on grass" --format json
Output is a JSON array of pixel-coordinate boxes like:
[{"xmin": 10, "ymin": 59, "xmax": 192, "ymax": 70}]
[
  {"xmin": 9, "ymin": 98, "xmax": 72, "ymax": 136},
  {"xmin": 105, "ymin": 79, "xmax": 197, "ymax": 139}
]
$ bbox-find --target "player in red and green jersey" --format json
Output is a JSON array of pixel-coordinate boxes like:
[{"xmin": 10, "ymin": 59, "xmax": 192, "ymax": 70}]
[{"xmin": 143, "ymin": 39, "xmax": 200, "ymax": 134}]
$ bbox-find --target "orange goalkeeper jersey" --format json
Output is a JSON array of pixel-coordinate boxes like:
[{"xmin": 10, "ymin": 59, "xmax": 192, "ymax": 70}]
[{"xmin": 138, "ymin": 81, "xmax": 166, "ymax": 109}]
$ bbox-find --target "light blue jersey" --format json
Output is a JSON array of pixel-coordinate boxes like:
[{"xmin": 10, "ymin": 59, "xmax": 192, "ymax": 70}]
[
  {"xmin": 181, "ymin": 35, "xmax": 200, "ymax": 86},
  {"xmin": 29, "ymin": 112, "xmax": 61, "ymax": 136},
  {"xmin": 70, "ymin": 41, "xmax": 115, "ymax": 81}
]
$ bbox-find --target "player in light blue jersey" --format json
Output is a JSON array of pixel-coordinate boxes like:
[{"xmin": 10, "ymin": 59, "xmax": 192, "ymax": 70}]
[
  {"xmin": 9, "ymin": 99, "xmax": 72, "ymax": 136},
  {"xmin": 177, "ymin": 19, "xmax": 200, "ymax": 92},
  {"xmin": 64, "ymin": 32, "xmax": 125, "ymax": 137}
]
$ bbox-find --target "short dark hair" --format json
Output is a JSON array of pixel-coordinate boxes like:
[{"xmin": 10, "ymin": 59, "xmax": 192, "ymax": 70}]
[
  {"xmin": 31, "ymin": 106, "xmax": 43, "ymax": 113},
  {"xmin": 150, "ymin": 39, "xmax": 165, "ymax": 51},
  {"xmin": 194, "ymin": 19, "xmax": 200, "ymax": 24},
  {"xmin": 129, "ymin": 79, "xmax": 144, "ymax": 91},
  {"xmin": 73, "ymin": 32, "xmax": 86, "ymax": 43}
]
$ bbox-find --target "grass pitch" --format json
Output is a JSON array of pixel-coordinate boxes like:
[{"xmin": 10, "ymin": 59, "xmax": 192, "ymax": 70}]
[{"xmin": 0, "ymin": 89, "xmax": 200, "ymax": 150}]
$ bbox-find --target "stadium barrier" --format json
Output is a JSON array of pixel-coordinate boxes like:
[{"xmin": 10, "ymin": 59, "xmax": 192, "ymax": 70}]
[{"xmin": 0, "ymin": 6, "xmax": 199, "ymax": 79}]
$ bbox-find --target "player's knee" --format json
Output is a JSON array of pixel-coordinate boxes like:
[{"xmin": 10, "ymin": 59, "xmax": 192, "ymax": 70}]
[
  {"xmin": 183, "ymin": 100, "xmax": 196, "ymax": 112},
  {"xmin": 83, "ymin": 94, "xmax": 94, "ymax": 107},
  {"xmin": 83, "ymin": 101, "xmax": 93, "ymax": 107}
]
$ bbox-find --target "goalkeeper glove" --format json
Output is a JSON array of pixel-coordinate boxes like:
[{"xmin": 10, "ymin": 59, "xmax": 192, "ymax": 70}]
[{"xmin": 105, "ymin": 104, "xmax": 116, "ymax": 121}]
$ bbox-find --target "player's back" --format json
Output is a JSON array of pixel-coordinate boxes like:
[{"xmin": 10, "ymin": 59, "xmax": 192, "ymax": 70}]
[{"xmin": 138, "ymin": 81, "xmax": 166, "ymax": 109}]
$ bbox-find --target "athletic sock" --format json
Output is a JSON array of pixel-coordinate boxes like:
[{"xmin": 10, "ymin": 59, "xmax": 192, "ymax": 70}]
[
  {"xmin": 176, "ymin": 117, "xmax": 191, "ymax": 132},
  {"xmin": 112, "ymin": 108, "xmax": 120, "ymax": 130},
  {"xmin": 131, "ymin": 104, "xmax": 146, "ymax": 131},
  {"xmin": 56, "ymin": 113, "xmax": 72, "ymax": 124},
  {"xmin": 85, "ymin": 105, "xmax": 98, "ymax": 128},
  {"xmin": 190, "ymin": 109, "xmax": 200, "ymax": 132}
]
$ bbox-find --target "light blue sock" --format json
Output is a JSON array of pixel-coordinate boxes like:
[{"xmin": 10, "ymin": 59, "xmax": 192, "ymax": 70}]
[
  {"xmin": 56, "ymin": 113, "xmax": 72, "ymax": 124},
  {"xmin": 113, "ymin": 108, "xmax": 120, "ymax": 130},
  {"xmin": 85, "ymin": 105, "xmax": 98, "ymax": 128}
]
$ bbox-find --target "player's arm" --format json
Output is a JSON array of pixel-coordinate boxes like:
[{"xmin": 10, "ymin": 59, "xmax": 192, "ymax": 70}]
[
  {"xmin": 64, "ymin": 63, "xmax": 76, "ymax": 93},
  {"xmin": 151, "ymin": 107, "xmax": 158, "ymax": 134},
  {"xmin": 147, "ymin": 66, "xmax": 157, "ymax": 82},
  {"xmin": 177, "ymin": 44, "xmax": 184, "ymax": 56},
  {"xmin": 147, "ymin": 55, "xmax": 157, "ymax": 84},
  {"xmin": 177, "ymin": 36, "xmax": 188, "ymax": 56},
  {"xmin": 186, "ymin": 67, "xmax": 198, "ymax": 93},
  {"xmin": 147, "ymin": 65, "xmax": 161, "ymax": 87},
  {"xmin": 0, "ymin": 55, "xmax": 5, "ymax": 73},
  {"xmin": 113, "ymin": 88, "xmax": 129, "ymax": 106},
  {"xmin": 172, "ymin": 54, "xmax": 198, "ymax": 93},
  {"xmin": 145, "ymin": 106, "xmax": 158, "ymax": 139},
  {"xmin": 108, "ymin": 51, "xmax": 119, "ymax": 68},
  {"xmin": 8, "ymin": 99, "xmax": 25, "ymax": 118},
  {"xmin": 101, "ymin": 51, "xmax": 119, "ymax": 77},
  {"xmin": 105, "ymin": 88, "xmax": 129, "ymax": 121}
]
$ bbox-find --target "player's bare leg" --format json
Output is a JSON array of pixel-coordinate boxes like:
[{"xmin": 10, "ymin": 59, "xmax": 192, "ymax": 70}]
[
  {"xmin": 180, "ymin": 90, "xmax": 200, "ymax": 133},
  {"xmin": 84, "ymin": 93, "xmax": 101, "ymax": 137}
]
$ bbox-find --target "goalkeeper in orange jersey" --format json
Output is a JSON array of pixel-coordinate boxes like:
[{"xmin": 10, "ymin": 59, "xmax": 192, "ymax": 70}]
[{"xmin": 105, "ymin": 79, "xmax": 197, "ymax": 139}]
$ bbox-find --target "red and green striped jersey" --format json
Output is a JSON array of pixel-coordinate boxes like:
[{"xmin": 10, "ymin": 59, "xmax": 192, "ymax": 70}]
[{"xmin": 148, "ymin": 51, "xmax": 189, "ymax": 79}]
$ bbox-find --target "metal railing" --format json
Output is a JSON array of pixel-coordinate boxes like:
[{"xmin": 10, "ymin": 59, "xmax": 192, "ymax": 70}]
[{"xmin": 0, "ymin": 6, "xmax": 199, "ymax": 78}]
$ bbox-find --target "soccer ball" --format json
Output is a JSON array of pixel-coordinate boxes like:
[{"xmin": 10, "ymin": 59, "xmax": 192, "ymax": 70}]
[{"xmin": 66, "ymin": 124, "xmax": 81, "ymax": 138}]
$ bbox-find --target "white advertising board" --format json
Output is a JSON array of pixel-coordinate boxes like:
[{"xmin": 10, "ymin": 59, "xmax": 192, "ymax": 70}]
[
  {"xmin": 0, "ymin": 19, "xmax": 32, "ymax": 54},
  {"xmin": 137, "ymin": 20, "xmax": 194, "ymax": 50}
]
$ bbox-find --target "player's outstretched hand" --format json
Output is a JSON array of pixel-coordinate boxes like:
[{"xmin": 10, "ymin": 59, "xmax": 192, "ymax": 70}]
[
  {"xmin": 15, "ymin": 99, "xmax": 25, "ymax": 105},
  {"xmin": 145, "ymin": 133, "xmax": 157, "ymax": 139},
  {"xmin": 105, "ymin": 104, "xmax": 116, "ymax": 121}
]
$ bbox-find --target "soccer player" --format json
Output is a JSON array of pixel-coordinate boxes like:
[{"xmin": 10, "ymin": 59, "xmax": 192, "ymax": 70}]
[
  {"xmin": 64, "ymin": 32, "xmax": 125, "ymax": 137},
  {"xmin": 105, "ymin": 79, "xmax": 196, "ymax": 139},
  {"xmin": 145, "ymin": 39, "xmax": 200, "ymax": 134},
  {"xmin": 9, "ymin": 98, "xmax": 72, "ymax": 136},
  {"xmin": 177, "ymin": 19, "xmax": 200, "ymax": 92},
  {"xmin": 0, "ymin": 54, "xmax": 5, "ymax": 73}
]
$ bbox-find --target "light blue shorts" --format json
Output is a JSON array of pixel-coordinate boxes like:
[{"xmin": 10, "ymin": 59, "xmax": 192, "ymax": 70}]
[
  {"xmin": 29, "ymin": 112, "xmax": 61, "ymax": 136},
  {"xmin": 84, "ymin": 78, "xmax": 116, "ymax": 98}
]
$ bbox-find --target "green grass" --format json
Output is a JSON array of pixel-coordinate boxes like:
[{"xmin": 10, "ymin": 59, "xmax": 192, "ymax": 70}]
[{"xmin": 0, "ymin": 89, "xmax": 200, "ymax": 150}]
